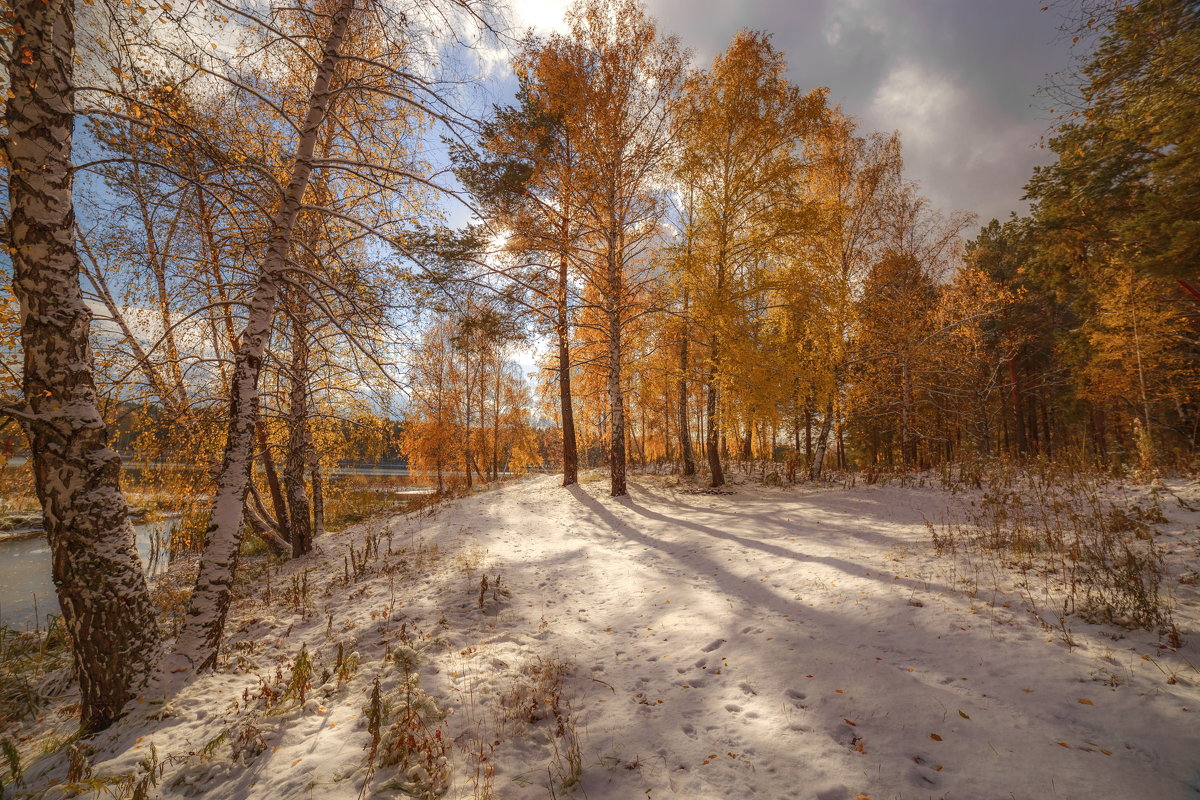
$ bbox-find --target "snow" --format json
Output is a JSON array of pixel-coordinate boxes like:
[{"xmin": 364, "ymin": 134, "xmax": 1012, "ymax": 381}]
[{"xmin": 14, "ymin": 472, "xmax": 1200, "ymax": 799}]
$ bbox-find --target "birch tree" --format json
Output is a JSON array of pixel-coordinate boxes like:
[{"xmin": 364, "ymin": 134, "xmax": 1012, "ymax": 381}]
[
  {"xmin": 561, "ymin": 0, "xmax": 684, "ymax": 497},
  {"xmin": 2, "ymin": 0, "xmax": 161, "ymax": 730}
]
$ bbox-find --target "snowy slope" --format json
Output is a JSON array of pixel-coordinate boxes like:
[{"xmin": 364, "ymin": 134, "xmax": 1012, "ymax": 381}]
[{"xmin": 14, "ymin": 473, "xmax": 1200, "ymax": 800}]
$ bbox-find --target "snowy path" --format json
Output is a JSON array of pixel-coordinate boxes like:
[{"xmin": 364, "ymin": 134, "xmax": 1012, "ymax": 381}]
[
  {"xmin": 39, "ymin": 473, "xmax": 1200, "ymax": 800},
  {"xmin": 427, "ymin": 475, "xmax": 1200, "ymax": 800}
]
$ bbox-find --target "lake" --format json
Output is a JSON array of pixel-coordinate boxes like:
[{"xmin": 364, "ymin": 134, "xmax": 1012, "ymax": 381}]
[{"xmin": 0, "ymin": 463, "xmax": 436, "ymax": 631}]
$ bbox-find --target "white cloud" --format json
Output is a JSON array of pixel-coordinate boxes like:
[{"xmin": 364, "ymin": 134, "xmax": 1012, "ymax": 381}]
[
  {"xmin": 868, "ymin": 59, "xmax": 965, "ymax": 152},
  {"xmin": 509, "ymin": 0, "xmax": 572, "ymax": 34}
]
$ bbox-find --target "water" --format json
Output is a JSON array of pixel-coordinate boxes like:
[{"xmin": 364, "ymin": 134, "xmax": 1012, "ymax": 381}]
[
  {"xmin": 0, "ymin": 463, "xmax": 438, "ymax": 631},
  {"xmin": 0, "ymin": 518, "xmax": 177, "ymax": 631}
]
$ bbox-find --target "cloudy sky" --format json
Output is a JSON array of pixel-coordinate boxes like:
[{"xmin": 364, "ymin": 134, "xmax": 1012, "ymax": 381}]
[{"xmin": 501, "ymin": 0, "xmax": 1076, "ymax": 230}]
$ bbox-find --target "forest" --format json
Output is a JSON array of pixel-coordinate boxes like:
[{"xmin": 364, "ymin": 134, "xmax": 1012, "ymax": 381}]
[{"xmin": 1, "ymin": 0, "xmax": 1198, "ymax": 798}]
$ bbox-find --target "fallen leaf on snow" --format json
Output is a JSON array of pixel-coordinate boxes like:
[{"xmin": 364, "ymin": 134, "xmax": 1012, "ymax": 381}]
[
  {"xmin": 930, "ymin": 733, "xmax": 943, "ymax": 741},
  {"xmin": 1077, "ymin": 698, "xmax": 1094, "ymax": 705}
]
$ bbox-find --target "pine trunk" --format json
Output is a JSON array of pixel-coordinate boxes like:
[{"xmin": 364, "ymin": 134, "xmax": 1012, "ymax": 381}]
[
  {"xmin": 4, "ymin": 0, "xmax": 161, "ymax": 731},
  {"xmin": 557, "ymin": 245, "xmax": 579, "ymax": 487},
  {"xmin": 172, "ymin": 0, "xmax": 354, "ymax": 670}
]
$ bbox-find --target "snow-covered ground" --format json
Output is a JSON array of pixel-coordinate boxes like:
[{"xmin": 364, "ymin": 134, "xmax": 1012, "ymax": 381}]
[{"xmin": 13, "ymin": 472, "xmax": 1200, "ymax": 799}]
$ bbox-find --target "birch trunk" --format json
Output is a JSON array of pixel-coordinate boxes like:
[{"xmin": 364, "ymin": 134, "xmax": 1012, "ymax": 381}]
[
  {"xmin": 173, "ymin": 0, "xmax": 355, "ymax": 670},
  {"xmin": 606, "ymin": 230, "xmax": 628, "ymax": 497},
  {"xmin": 705, "ymin": 337, "xmax": 724, "ymax": 487},
  {"xmin": 3, "ymin": 0, "xmax": 160, "ymax": 730},
  {"xmin": 810, "ymin": 398, "xmax": 835, "ymax": 480},
  {"xmin": 678, "ymin": 290, "xmax": 696, "ymax": 476}
]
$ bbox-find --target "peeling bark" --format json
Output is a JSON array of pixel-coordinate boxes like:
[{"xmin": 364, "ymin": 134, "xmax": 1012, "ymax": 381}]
[{"xmin": 3, "ymin": 0, "xmax": 160, "ymax": 731}]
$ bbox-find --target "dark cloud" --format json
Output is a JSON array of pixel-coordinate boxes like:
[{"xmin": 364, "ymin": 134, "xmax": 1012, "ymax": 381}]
[{"xmin": 641, "ymin": 0, "xmax": 1072, "ymax": 227}]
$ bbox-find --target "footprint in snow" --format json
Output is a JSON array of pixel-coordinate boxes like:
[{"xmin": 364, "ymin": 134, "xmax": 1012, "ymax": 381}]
[
  {"xmin": 702, "ymin": 638, "xmax": 725, "ymax": 653},
  {"xmin": 725, "ymin": 703, "xmax": 742, "ymax": 713},
  {"xmin": 681, "ymin": 723, "xmax": 697, "ymax": 739},
  {"xmin": 785, "ymin": 689, "xmax": 807, "ymax": 707}
]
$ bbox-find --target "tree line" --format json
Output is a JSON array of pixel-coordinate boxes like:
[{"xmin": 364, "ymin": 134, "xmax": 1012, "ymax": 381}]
[{"xmin": 0, "ymin": 0, "xmax": 1195, "ymax": 738}]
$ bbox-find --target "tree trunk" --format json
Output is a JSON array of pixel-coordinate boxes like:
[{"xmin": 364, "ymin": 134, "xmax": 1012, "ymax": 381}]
[
  {"xmin": 557, "ymin": 248, "xmax": 579, "ymax": 486},
  {"xmin": 284, "ymin": 312, "xmax": 313, "ymax": 558},
  {"xmin": 311, "ymin": 462, "xmax": 325, "ymax": 537},
  {"xmin": 4, "ymin": 0, "xmax": 160, "ymax": 730},
  {"xmin": 607, "ymin": 233, "xmax": 628, "ymax": 497},
  {"xmin": 172, "ymin": 0, "xmax": 354, "ymax": 671},
  {"xmin": 810, "ymin": 398, "xmax": 835, "ymax": 480},
  {"xmin": 705, "ymin": 344, "xmax": 724, "ymax": 487},
  {"xmin": 678, "ymin": 309, "xmax": 696, "ymax": 476},
  {"xmin": 804, "ymin": 404, "xmax": 812, "ymax": 466},
  {"xmin": 255, "ymin": 413, "xmax": 290, "ymax": 535},
  {"xmin": 1008, "ymin": 356, "xmax": 1027, "ymax": 456},
  {"xmin": 463, "ymin": 345, "xmax": 473, "ymax": 490}
]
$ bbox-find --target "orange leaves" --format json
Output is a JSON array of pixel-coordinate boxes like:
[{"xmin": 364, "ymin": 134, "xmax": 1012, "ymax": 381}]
[
  {"xmin": 1077, "ymin": 698, "xmax": 1094, "ymax": 706},
  {"xmin": 929, "ymin": 733, "xmax": 943, "ymax": 742}
]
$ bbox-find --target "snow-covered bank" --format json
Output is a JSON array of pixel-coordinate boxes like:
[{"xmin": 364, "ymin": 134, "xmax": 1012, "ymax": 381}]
[{"xmin": 8, "ymin": 473, "xmax": 1200, "ymax": 799}]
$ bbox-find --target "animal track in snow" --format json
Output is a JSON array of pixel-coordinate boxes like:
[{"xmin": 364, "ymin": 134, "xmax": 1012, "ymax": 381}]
[{"xmin": 702, "ymin": 638, "xmax": 725, "ymax": 652}]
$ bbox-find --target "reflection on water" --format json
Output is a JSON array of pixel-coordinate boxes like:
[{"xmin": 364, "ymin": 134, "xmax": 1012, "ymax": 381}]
[
  {"xmin": 0, "ymin": 464, "xmax": 439, "ymax": 631},
  {"xmin": 0, "ymin": 519, "xmax": 176, "ymax": 631}
]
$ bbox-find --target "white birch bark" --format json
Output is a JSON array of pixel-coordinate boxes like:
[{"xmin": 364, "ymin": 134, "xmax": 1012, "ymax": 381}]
[
  {"xmin": 3, "ymin": 0, "xmax": 161, "ymax": 731},
  {"xmin": 172, "ymin": 0, "xmax": 356, "ymax": 670}
]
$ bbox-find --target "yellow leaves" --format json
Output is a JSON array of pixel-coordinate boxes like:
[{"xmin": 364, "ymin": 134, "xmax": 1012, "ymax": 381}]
[{"xmin": 1077, "ymin": 698, "xmax": 1094, "ymax": 706}]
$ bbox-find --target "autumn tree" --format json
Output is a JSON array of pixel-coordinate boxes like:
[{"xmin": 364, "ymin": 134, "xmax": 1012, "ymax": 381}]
[
  {"xmin": 454, "ymin": 43, "xmax": 586, "ymax": 487},
  {"xmin": 792, "ymin": 110, "xmax": 901, "ymax": 478},
  {"xmin": 557, "ymin": 0, "xmax": 684, "ymax": 496},
  {"xmin": 671, "ymin": 31, "xmax": 821, "ymax": 485}
]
